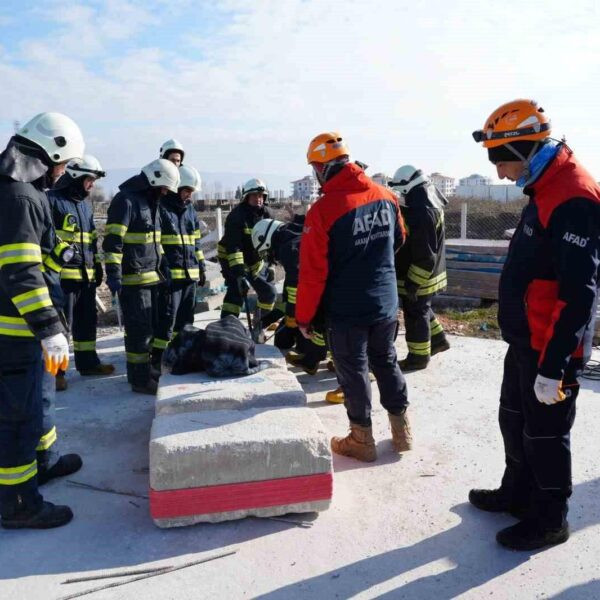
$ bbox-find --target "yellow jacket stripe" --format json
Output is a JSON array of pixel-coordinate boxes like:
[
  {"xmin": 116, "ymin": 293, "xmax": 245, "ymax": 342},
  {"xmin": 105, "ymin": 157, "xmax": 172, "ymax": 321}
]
[
  {"xmin": 106, "ymin": 223, "xmax": 127, "ymax": 237},
  {"xmin": 170, "ymin": 268, "xmax": 200, "ymax": 280},
  {"xmin": 12, "ymin": 287, "xmax": 52, "ymax": 315},
  {"xmin": 104, "ymin": 252, "xmax": 123, "ymax": 265},
  {"xmin": 0, "ymin": 315, "xmax": 34, "ymax": 337},
  {"xmin": 123, "ymin": 232, "xmax": 161, "ymax": 244},
  {"xmin": 122, "ymin": 272, "xmax": 161, "ymax": 285},
  {"xmin": 56, "ymin": 230, "xmax": 94, "ymax": 244},
  {"xmin": 61, "ymin": 267, "xmax": 96, "ymax": 281},
  {"xmin": 0, "ymin": 243, "xmax": 42, "ymax": 267},
  {"xmin": 73, "ymin": 340, "xmax": 96, "ymax": 351},
  {"xmin": 161, "ymin": 234, "xmax": 196, "ymax": 245}
]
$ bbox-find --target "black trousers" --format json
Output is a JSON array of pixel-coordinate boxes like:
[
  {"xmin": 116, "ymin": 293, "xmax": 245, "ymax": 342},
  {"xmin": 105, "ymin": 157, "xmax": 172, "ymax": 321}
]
[
  {"xmin": 220, "ymin": 264, "xmax": 277, "ymax": 319},
  {"xmin": 498, "ymin": 345, "xmax": 578, "ymax": 528},
  {"xmin": 62, "ymin": 280, "xmax": 100, "ymax": 371},
  {"xmin": 120, "ymin": 285, "xmax": 159, "ymax": 386},
  {"xmin": 0, "ymin": 340, "xmax": 44, "ymax": 517},
  {"xmin": 327, "ymin": 318, "xmax": 409, "ymax": 426},
  {"xmin": 400, "ymin": 294, "xmax": 446, "ymax": 358}
]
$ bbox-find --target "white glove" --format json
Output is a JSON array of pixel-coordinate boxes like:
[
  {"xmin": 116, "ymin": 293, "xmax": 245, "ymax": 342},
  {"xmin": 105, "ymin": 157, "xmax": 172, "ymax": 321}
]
[
  {"xmin": 41, "ymin": 333, "xmax": 70, "ymax": 376},
  {"xmin": 534, "ymin": 374, "xmax": 565, "ymax": 405}
]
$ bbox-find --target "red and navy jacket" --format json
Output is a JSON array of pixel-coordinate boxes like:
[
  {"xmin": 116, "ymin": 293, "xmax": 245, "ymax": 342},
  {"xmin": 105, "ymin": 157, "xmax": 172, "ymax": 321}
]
[
  {"xmin": 499, "ymin": 145, "xmax": 600, "ymax": 379},
  {"xmin": 297, "ymin": 163, "xmax": 406, "ymax": 327}
]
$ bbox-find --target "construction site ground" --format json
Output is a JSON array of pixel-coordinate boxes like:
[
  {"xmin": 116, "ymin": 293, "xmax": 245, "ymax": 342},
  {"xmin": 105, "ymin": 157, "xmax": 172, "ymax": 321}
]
[{"xmin": 3, "ymin": 310, "xmax": 600, "ymax": 600}]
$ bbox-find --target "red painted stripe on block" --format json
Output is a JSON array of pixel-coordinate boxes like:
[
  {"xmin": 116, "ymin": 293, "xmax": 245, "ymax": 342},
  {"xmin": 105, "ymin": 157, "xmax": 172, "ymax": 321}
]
[{"xmin": 150, "ymin": 472, "xmax": 333, "ymax": 519}]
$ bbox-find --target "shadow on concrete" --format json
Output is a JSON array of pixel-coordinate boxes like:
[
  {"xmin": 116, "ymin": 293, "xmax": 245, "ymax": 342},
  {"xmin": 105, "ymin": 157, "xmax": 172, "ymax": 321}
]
[
  {"xmin": 255, "ymin": 478, "xmax": 600, "ymax": 600},
  {"xmin": 549, "ymin": 579, "xmax": 600, "ymax": 599},
  {"xmin": 330, "ymin": 442, "xmax": 403, "ymax": 474}
]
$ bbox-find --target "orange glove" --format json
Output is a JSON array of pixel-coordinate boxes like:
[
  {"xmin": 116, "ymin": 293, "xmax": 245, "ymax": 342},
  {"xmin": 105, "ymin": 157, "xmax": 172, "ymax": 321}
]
[{"xmin": 41, "ymin": 333, "xmax": 70, "ymax": 376}]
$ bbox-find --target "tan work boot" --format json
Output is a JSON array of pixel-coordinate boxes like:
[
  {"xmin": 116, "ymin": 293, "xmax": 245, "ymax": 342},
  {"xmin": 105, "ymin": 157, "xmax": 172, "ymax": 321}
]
[
  {"xmin": 325, "ymin": 386, "xmax": 345, "ymax": 404},
  {"xmin": 389, "ymin": 412, "xmax": 412, "ymax": 452},
  {"xmin": 331, "ymin": 424, "xmax": 377, "ymax": 462}
]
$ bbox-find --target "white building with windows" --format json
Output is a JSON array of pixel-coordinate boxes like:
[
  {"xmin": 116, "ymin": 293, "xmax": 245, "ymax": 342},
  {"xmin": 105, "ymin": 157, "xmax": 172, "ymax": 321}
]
[
  {"xmin": 459, "ymin": 173, "xmax": 493, "ymax": 187},
  {"xmin": 291, "ymin": 175, "xmax": 319, "ymax": 203},
  {"xmin": 429, "ymin": 172, "xmax": 455, "ymax": 196},
  {"xmin": 371, "ymin": 172, "xmax": 390, "ymax": 187}
]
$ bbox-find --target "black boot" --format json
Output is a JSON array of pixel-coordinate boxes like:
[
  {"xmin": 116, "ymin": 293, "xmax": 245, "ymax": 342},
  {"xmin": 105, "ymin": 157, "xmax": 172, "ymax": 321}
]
[
  {"xmin": 132, "ymin": 378, "xmax": 158, "ymax": 395},
  {"xmin": 496, "ymin": 519, "xmax": 569, "ymax": 551},
  {"xmin": 468, "ymin": 488, "xmax": 530, "ymax": 520},
  {"xmin": 38, "ymin": 454, "xmax": 83, "ymax": 486},
  {"xmin": 1, "ymin": 501, "xmax": 73, "ymax": 529},
  {"xmin": 399, "ymin": 353, "xmax": 430, "ymax": 372},
  {"xmin": 431, "ymin": 336, "xmax": 450, "ymax": 356}
]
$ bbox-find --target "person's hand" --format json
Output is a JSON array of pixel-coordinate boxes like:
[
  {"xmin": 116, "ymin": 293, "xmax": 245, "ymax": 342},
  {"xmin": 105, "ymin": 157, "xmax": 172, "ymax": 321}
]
[
  {"xmin": 534, "ymin": 374, "xmax": 565, "ymax": 405},
  {"xmin": 198, "ymin": 270, "xmax": 207, "ymax": 287},
  {"xmin": 94, "ymin": 263, "xmax": 103, "ymax": 287},
  {"xmin": 299, "ymin": 324, "xmax": 312, "ymax": 340},
  {"xmin": 41, "ymin": 333, "xmax": 69, "ymax": 376},
  {"xmin": 106, "ymin": 274, "xmax": 122, "ymax": 294},
  {"xmin": 236, "ymin": 276, "xmax": 249, "ymax": 296}
]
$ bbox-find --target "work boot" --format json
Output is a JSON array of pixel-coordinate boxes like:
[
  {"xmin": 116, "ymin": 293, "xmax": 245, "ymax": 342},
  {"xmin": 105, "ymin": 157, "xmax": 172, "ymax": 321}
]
[
  {"xmin": 325, "ymin": 386, "xmax": 345, "ymax": 404},
  {"xmin": 38, "ymin": 454, "xmax": 83, "ymax": 486},
  {"xmin": 431, "ymin": 337, "xmax": 451, "ymax": 356},
  {"xmin": 326, "ymin": 359, "xmax": 336, "ymax": 373},
  {"xmin": 1, "ymin": 501, "xmax": 73, "ymax": 530},
  {"xmin": 389, "ymin": 411, "xmax": 412, "ymax": 452},
  {"xmin": 331, "ymin": 424, "xmax": 377, "ymax": 462},
  {"xmin": 398, "ymin": 353, "xmax": 430, "ymax": 372},
  {"xmin": 285, "ymin": 352, "xmax": 318, "ymax": 375},
  {"xmin": 55, "ymin": 373, "xmax": 68, "ymax": 392},
  {"xmin": 132, "ymin": 379, "xmax": 158, "ymax": 395},
  {"xmin": 468, "ymin": 488, "xmax": 530, "ymax": 520},
  {"xmin": 150, "ymin": 365, "xmax": 162, "ymax": 380},
  {"xmin": 496, "ymin": 519, "xmax": 569, "ymax": 551},
  {"xmin": 79, "ymin": 362, "xmax": 115, "ymax": 376}
]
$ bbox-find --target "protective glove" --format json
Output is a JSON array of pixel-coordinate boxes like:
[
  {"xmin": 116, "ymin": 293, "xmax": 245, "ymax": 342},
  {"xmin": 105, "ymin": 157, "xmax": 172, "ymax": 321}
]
[
  {"xmin": 236, "ymin": 276, "xmax": 249, "ymax": 296},
  {"xmin": 94, "ymin": 263, "xmax": 103, "ymax": 287},
  {"xmin": 41, "ymin": 333, "xmax": 70, "ymax": 376},
  {"xmin": 106, "ymin": 273, "xmax": 122, "ymax": 294},
  {"xmin": 534, "ymin": 374, "xmax": 566, "ymax": 405},
  {"xmin": 198, "ymin": 269, "xmax": 207, "ymax": 288}
]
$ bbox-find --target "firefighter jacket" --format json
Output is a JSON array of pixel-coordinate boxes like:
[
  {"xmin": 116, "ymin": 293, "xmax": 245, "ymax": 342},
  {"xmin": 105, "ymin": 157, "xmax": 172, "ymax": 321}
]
[
  {"xmin": 218, "ymin": 201, "xmax": 272, "ymax": 278},
  {"xmin": 159, "ymin": 193, "xmax": 205, "ymax": 282},
  {"xmin": 47, "ymin": 177, "xmax": 100, "ymax": 283},
  {"xmin": 297, "ymin": 162, "xmax": 406, "ymax": 327},
  {"xmin": 103, "ymin": 174, "xmax": 164, "ymax": 286},
  {"xmin": 0, "ymin": 139, "xmax": 67, "ymax": 341},
  {"xmin": 499, "ymin": 144, "xmax": 600, "ymax": 380},
  {"xmin": 395, "ymin": 182, "xmax": 447, "ymax": 297}
]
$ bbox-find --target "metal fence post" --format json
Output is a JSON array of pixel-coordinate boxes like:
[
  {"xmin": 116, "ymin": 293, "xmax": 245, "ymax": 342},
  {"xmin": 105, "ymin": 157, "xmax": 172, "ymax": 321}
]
[
  {"xmin": 460, "ymin": 202, "xmax": 468, "ymax": 239},
  {"xmin": 216, "ymin": 207, "xmax": 223, "ymax": 241}
]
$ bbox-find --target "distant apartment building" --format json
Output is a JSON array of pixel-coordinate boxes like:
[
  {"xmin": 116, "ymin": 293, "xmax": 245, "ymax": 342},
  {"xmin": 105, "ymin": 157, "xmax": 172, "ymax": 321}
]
[
  {"xmin": 429, "ymin": 172, "xmax": 455, "ymax": 196},
  {"xmin": 459, "ymin": 173, "xmax": 493, "ymax": 187},
  {"xmin": 454, "ymin": 182, "xmax": 525, "ymax": 201},
  {"xmin": 291, "ymin": 175, "xmax": 319, "ymax": 203},
  {"xmin": 371, "ymin": 172, "xmax": 390, "ymax": 187}
]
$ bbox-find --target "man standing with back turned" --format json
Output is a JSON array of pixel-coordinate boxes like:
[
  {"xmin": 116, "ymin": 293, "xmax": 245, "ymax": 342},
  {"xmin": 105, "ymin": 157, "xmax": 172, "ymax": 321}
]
[
  {"xmin": 470, "ymin": 99, "xmax": 600, "ymax": 550},
  {"xmin": 297, "ymin": 132, "xmax": 411, "ymax": 462}
]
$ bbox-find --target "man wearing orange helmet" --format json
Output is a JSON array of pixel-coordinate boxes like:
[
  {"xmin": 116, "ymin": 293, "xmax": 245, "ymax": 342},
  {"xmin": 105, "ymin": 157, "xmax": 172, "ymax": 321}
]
[
  {"xmin": 471, "ymin": 99, "xmax": 600, "ymax": 550},
  {"xmin": 297, "ymin": 132, "xmax": 411, "ymax": 462}
]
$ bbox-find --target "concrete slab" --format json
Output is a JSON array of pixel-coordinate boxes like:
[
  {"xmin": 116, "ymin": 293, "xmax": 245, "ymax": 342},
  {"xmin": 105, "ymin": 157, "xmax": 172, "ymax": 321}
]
[
  {"xmin": 149, "ymin": 407, "xmax": 332, "ymax": 526},
  {"xmin": 156, "ymin": 344, "xmax": 305, "ymax": 415}
]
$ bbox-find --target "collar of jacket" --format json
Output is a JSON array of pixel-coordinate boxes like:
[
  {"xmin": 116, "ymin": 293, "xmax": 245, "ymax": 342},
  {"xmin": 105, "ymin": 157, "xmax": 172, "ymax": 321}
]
[
  {"xmin": 161, "ymin": 191, "xmax": 186, "ymax": 213},
  {"xmin": 0, "ymin": 138, "xmax": 49, "ymax": 183},
  {"xmin": 53, "ymin": 173, "xmax": 88, "ymax": 201},
  {"xmin": 321, "ymin": 162, "xmax": 371, "ymax": 194},
  {"xmin": 119, "ymin": 173, "xmax": 159, "ymax": 204}
]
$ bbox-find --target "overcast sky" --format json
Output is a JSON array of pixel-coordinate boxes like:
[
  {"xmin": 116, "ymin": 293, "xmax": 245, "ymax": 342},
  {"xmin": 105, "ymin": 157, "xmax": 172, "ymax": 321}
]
[{"xmin": 1, "ymin": 0, "xmax": 599, "ymax": 183}]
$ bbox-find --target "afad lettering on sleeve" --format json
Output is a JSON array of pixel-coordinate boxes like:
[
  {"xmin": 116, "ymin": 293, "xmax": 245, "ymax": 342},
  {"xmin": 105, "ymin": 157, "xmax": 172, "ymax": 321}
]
[
  {"xmin": 562, "ymin": 232, "xmax": 589, "ymax": 248},
  {"xmin": 353, "ymin": 208, "xmax": 392, "ymax": 246}
]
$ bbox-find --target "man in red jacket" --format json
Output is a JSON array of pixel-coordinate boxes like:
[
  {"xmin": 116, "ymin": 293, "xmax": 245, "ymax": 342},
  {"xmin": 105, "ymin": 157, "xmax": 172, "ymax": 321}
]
[
  {"xmin": 471, "ymin": 99, "xmax": 600, "ymax": 550},
  {"xmin": 297, "ymin": 132, "xmax": 411, "ymax": 462}
]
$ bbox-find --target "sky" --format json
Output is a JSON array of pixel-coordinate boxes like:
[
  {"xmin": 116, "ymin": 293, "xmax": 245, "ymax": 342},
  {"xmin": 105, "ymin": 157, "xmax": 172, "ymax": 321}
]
[{"xmin": 1, "ymin": 0, "xmax": 600, "ymax": 187}]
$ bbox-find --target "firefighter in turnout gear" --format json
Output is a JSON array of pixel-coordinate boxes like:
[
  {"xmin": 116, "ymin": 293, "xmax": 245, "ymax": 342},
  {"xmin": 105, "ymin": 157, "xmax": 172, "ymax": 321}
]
[
  {"xmin": 103, "ymin": 159, "xmax": 179, "ymax": 395},
  {"xmin": 152, "ymin": 165, "xmax": 206, "ymax": 367},
  {"xmin": 218, "ymin": 178, "xmax": 277, "ymax": 341},
  {"xmin": 48, "ymin": 155, "xmax": 115, "ymax": 390},
  {"xmin": 0, "ymin": 112, "xmax": 85, "ymax": 530},
  {"xmin": 470, "ymin": 99, "xmax": 600, "ymax": 551},
  {"xmin": 389, "ymin": 166, "xmax": 450, "ymax": 372},
  {"xmin": 251, "ymin": 216, "xmax": 327, "ymax": 374}
]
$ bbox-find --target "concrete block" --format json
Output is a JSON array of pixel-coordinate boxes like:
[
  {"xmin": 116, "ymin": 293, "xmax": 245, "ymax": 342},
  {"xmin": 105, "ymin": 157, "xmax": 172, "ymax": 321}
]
[
  {"xmin": 149, "ymin": 406, "xmax": 332, "ymax": 526},
  {"xmin": 156, "ymin": 345, "xmax": 305, "ymax": 415}
]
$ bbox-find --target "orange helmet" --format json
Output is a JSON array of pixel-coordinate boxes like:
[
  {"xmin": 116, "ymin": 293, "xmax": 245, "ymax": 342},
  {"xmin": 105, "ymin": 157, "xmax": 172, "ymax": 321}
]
[
  {"xmin": 472, "ymin": 99, "xmax": 551, "ymax": 148},
  {"xmin": 306, "ymin": 132, "xmax": 349, "ymax": 164}
]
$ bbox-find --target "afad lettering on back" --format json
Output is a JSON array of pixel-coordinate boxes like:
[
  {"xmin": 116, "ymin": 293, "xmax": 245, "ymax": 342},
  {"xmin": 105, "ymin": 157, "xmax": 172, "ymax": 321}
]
[
  {"xmin": 353, "ymin": 209, "xmax": 391, "ymax": 236},
  {"xmin": 562, "ymin": 232, "xmax": 589, "ymax": 248}
]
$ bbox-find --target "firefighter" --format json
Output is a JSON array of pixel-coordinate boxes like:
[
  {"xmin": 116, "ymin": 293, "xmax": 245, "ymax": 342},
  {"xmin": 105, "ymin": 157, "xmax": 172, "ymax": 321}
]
[
  {"xmin": 470, "ymin": 99, "xmax": 600, "ymax": 550},
  {"xmin": 251, "ymin": 217, "xmax": 327, "ymax": 374},
  {"xmin": 0, "ymin": 112, "xmax": 85, "ymax": 529},
  {"xmin": 48, "ymin": 155, "xmax": 115, "ymax": 390},
  {"xmin": 152, "ymin": 165, "xmax": 206, "ymax": 367},
  {"xmin": 103, "ymin": 159, "xmax": 179, "ymax": 395},
  {"xmin": 160, "ymin": 139, "xmax": 184, "ymax": 167},
  {"xmin": 218, "ymin": 178, "xmax": 276, "ymax": 342},
  {"xmin": 297, "ymin": 132, "xmax": 410, "ymax": 462},
  {"xmin": 389, "ymin": 166, "xmax": 450, "ymax": 372}
]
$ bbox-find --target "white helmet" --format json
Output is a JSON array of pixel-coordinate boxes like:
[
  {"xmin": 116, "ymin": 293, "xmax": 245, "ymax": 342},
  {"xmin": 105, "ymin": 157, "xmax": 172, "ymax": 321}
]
[
  {"xmin": 178, "ymin": 165, "xmax": 201, "ymax": 191},
  {"xmin": 242, "ymin": 178, "xmax": 268, "ymax": 201},
  {"xmin": 141, "ymin": 158, "xmax": 180, "ymax": 193},
  {"xmin": 389, "ymin": 165, "xmax": 428, "ymax": 196},
  {"xmin": 17, "ymin": 112, "xmax": 85, "ymax": 164},
  {"xmin": 251, "ymin": 219, "xmax": 283, "ymax": 252},
  {"xmin": 66, "ymin": 154, "xmax": 105, "ymax": 180},
  {"xmin": 160, "ymin": 138, "xmax": 185, "ymax": 161}
]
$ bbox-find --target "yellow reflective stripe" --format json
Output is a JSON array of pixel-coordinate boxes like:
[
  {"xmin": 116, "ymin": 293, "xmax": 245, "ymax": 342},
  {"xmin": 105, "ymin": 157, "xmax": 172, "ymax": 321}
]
[
  {"xmin": 56, "ymin": 230, "xmax": 93, "ymax": 243},
  {"xmin": 126, "ymin": 352, "xmax": 149, "ymax": 364},
  {"xmin": 12, "ymin": 287, "xmax": 52, "ymax": 315},
  {"xmin": 195, "ymin": 250, "xmax": 205, "ymax": 261},
  {"xmin": 106, "ymin": 223, "xmax": 127, "ymax": 237},
  {"xmin": 249, "ymin": 260, "xmax": 264, "ymax": 276},
  {"xmin": 122, "ymin": 272, "xmax": 161, "ymax": 285},
  {"xmin": 407, "ymin": 340, "xmax": 431, "ymax": 356},
  {"xmin": 243, "ymin": 227, "xmax": 252, "ymax": 234},
  {"xmin": 0, "ymin": 460, "xmax": 37, "ymax": 485},
  {"xmin": 73, "ymin": 340, "xmax": 96, "ymax": 351},
  {"xmin": 217, "ymin": 244, "xmax": 227, "ymax": 259},
  {"xmin": 312, "ymin": 332, "xmax": 326, "ymax": 347},
  {"xmin": 194, "ymin": 229, "xmax": 201, "ymax": 240},
  {"xmin": 161, "ymin": 234, "xmax": 195, "ymax": 245},
  {"xmin": 228, "ymin": 252, "xmax": 244, "ymax": 267},
  {"xmin": 123, "ymin": 232, "xmax": 160, "ymax": 244},
  {"xmin": 257, "ymin": 301, "xmax": 274, "ymax": 311},
  {"xmin": 60, "ymin": 267, "xmax": 95, "ymax": 280},
  {"xmin": 222, "ymin": 302, "xmax": 241, "ymax": 315},
  {"xmin": 42, "ymin": 254, "xmax": 63, "ymax": 273},
  {"xmin": 430, "ymin": 319, "xmax": 444, "ymax": 336},
  {"xmin": 171, "ymin": 268, "xmax": 200, "ymax": 280},
  {"xmin": 104, "ymin": 252, "xmax": 123, "ymax": 265},
  {"xmin": 418, "ymin": 273, "xmax": 447, "ymax": 295},
  {"xmin": 0, "ymin": 243, "xmax": 42, "ymax": 267},
  {"xmin": 407, "ymin": 264, "xmax": 433, "ymax": 286},
  {"xmin": 0, "ymin": 315, "xmax": 34, "ymax": 337},
  {"xmin": 36, "ymin": 426, "xmax": 57, "ymax": 451},
  {"xmin": 285, "ymin": 286, "xmax": 297, "ymax": 304},
  {"xmin": 152, "ymin": 338, "xmax": 169, "ymax": 350}
]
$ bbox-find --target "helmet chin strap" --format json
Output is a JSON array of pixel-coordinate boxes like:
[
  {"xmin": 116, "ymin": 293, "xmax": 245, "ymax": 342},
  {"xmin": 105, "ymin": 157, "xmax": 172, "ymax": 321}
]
[{"xmin": 505, "ymin": 142, "xmax": 540, "ymax": 180}]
